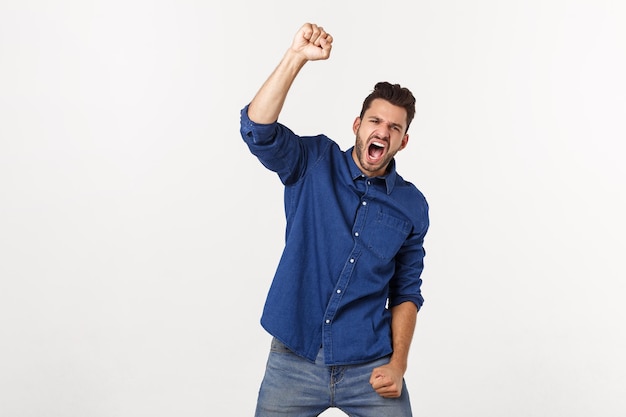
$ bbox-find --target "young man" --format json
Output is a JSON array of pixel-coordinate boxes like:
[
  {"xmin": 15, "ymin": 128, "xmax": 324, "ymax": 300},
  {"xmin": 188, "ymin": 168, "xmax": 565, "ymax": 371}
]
[{"xmin": 240, "ymin": 23, "xmax": 429, "ymax": 417}]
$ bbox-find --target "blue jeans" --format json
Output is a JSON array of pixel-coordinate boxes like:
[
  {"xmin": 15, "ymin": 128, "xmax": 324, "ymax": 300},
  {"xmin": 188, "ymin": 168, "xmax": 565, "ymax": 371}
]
[{"xmin": 255, "ymin": 338, "xmax": 413, "ymax": 417}]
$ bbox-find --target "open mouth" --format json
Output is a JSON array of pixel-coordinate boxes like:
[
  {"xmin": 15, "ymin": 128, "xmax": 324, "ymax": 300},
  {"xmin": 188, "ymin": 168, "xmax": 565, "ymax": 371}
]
[{"xmin": 367, "ymin": 140, "xmax": 386, "ymax": 163}]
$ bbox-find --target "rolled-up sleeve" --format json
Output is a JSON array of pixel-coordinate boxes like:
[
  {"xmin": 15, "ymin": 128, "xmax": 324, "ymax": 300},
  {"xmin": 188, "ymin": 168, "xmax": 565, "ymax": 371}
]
[
  {"xmin": 388, "ymin": 199, "xmax": 429, "ymax": 310},
  {"xmin": 240, "ymin": 105, "xmax": 306, "ymax": 185},
  {"xmin": 240, "ymin": 105, "xmax": 280, "ymax": 146}
]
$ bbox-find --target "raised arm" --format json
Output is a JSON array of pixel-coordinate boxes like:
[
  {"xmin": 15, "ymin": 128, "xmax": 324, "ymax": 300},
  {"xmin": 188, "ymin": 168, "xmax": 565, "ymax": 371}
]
[{"xmin": 247, "ymin": 23, "xmax": 333, "ymax": 124}]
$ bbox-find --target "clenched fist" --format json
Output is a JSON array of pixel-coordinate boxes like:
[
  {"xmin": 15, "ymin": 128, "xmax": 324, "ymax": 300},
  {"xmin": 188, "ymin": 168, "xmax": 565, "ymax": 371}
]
[
  {"xmin": 290, "ymin": 22, "xmax": 333, "ymax": 61},
  {"xmin": 370, "ymin": 363, "xmax": 405, "ymax": 398}
]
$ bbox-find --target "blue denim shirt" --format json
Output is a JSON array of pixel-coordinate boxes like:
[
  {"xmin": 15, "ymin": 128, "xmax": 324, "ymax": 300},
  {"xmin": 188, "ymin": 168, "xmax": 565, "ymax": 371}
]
[{"xmin": 240, "ymin": 105, "xmax": 429, "ymax": 365}]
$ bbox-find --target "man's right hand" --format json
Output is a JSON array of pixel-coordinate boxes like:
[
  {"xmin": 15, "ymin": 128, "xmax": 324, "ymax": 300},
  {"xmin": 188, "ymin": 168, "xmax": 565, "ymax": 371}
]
[{"xmin": 290, "ymin": 23, "xmax": 333, "ymax": 62}]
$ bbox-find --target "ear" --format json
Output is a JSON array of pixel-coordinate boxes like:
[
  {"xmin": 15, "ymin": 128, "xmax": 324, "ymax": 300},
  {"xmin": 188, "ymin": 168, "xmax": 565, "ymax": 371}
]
[
  {"xmin": 399, "ymin": 134, "xmax": 409, "ymax": 150},
  {"xmin": 352, "ymin": 117, "xmax": 361, "ymax": 134}
]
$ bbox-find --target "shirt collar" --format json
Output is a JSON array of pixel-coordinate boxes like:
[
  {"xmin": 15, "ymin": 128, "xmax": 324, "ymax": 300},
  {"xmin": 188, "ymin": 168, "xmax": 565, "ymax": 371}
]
[{"xmin": 345, "ymin": 147, "xmax": 397, "ymax": 194}]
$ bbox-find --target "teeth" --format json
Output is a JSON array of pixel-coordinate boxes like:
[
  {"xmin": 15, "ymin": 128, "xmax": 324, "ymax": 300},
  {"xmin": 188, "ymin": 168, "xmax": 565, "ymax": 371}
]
[{"xmin": 372, "ymin": 141, "xmax": 385, "ymax": 148}]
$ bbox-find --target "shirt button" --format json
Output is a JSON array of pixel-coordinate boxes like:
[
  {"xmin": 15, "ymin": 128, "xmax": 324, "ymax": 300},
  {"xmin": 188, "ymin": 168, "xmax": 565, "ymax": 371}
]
[
  {"xmin": 367, "ymin": 181, "xmax": 371, "ymax": 185},
  {"xmin": 354, "ymin": 232, "xmax": 359, "ymax": 237},
  {"xmin": 336, "ymin": 289, "xmax": 341, "ymax": 294},
  {"xmin": 362, "ymin": 201, "xmax": 367, "ymax": 206},
  {"xmin": 349, "ymin": 258, "xmax": 355, "ymax": 263},
  {"xmin": 325, "ymin": 319, "xmax": 331, "ymax": 324}
]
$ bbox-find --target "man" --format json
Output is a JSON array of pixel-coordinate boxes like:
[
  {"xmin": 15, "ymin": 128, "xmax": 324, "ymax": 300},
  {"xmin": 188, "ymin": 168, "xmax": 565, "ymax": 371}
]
[{"xmin": 240, "ymin": 23, "xmax": 429, "ymax": 417}]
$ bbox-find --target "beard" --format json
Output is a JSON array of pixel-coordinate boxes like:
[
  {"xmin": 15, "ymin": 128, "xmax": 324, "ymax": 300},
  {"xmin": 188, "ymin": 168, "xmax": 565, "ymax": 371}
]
[{"xmin": 354, "ymin": 130, "xmax": 400, "ymax": 177}]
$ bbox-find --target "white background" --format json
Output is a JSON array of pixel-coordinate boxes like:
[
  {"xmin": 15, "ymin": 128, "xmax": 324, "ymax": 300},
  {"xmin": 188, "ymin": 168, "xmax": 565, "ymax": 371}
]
[{"xmin": 1, "ymin": 1, "xmax": 625, "ymax": 416}]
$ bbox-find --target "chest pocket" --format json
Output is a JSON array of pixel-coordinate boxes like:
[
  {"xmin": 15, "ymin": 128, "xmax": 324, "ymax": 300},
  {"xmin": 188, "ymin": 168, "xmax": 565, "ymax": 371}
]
[{"xmin": 362, "ymin": 210, "xmax": 411, "ymax": 260}]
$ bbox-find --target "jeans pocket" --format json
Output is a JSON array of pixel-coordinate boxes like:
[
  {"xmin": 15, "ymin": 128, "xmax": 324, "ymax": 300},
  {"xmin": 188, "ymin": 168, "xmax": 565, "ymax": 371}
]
[{"xmin": 270, "ymin": 337, "xmax": 293, "ymax": 354}]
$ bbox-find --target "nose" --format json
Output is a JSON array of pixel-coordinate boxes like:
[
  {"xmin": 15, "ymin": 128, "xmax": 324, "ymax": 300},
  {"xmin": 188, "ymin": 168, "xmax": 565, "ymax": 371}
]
[{"xmin": 376, "ymin": 125, "xmax": 390, "ymax": 140}]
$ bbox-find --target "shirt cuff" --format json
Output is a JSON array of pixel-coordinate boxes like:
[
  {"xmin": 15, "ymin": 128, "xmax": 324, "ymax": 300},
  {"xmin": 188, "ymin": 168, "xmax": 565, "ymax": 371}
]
[{"xmin": 240, "ymin": 105, "xmax": 278, "ymax": 145}]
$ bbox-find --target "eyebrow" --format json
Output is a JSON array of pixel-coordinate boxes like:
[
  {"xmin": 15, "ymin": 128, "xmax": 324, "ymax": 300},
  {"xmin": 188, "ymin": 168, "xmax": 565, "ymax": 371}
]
[{"xmin": 368, "ymin": 116, "xmax": 404, "ymax": 131}]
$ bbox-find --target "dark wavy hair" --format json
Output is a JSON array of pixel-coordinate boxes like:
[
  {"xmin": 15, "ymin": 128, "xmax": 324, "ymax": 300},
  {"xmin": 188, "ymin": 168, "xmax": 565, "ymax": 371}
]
[{"xmin": 359, "ymin": 82, "xmax": 416, "ymax": 133}]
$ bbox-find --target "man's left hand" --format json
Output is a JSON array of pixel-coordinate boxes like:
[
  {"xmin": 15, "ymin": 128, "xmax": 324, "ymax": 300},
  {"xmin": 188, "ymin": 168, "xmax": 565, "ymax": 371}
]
[{"xmin": 369, "ymin": 363, "xmax": 404, "ymax": 398}]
